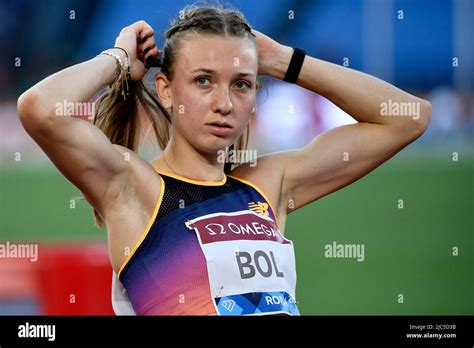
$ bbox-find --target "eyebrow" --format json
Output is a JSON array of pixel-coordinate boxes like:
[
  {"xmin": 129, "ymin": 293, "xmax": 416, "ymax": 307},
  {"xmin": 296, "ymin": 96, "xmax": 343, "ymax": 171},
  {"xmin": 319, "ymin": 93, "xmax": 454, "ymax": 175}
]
[{"xmin": 190, "ymin": 68, "xmax": 255, "ymax": 78}]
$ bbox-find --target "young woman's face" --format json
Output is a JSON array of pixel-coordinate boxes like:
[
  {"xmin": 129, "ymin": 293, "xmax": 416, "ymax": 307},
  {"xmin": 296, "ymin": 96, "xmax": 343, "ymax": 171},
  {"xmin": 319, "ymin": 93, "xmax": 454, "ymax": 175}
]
[{"xmin": 169, "ymin": 34, "xmax": 258, "ymax": 154}]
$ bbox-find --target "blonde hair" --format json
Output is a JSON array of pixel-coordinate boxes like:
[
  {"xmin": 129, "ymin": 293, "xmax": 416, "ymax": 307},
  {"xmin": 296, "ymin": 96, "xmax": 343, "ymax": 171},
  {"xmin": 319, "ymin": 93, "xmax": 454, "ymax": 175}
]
[{"xmin": 91, "ymin": 4, "xmax": 256, "ymax": 227}]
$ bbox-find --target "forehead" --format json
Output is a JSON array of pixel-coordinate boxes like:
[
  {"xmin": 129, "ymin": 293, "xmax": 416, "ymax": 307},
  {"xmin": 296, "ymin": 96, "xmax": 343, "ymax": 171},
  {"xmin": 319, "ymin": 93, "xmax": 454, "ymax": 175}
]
[{"xmin": 177, "ymin": 34, "xmax": 258, "ymax": 73}]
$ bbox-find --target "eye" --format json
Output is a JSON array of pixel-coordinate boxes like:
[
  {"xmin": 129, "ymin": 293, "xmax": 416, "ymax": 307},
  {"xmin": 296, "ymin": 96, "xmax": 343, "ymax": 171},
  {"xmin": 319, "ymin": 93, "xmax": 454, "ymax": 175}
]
[
  {"xmin": 196, "ymin": 76, "xmax": 211, "ymax": 86},
  {"xmin": 234, "ymin": 80, "xmax": 251, "ymax": 90}
]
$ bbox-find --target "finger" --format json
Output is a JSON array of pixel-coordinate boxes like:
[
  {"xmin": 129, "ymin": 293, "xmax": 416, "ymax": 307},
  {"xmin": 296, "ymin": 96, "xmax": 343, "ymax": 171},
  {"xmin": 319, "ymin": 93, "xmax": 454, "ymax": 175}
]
[
  {"xmin": 133, "ymin": 20, "xmax": 151, "ymax": 32},
  {"xmin": 144, "ymin": 47, "xmax": 159, "ymax": 62},
  {"xmin": 142, "ymin": 44, "xmax": 156, "ymax": 56},
  {"xmin": 139, "ymin": 45, "xmax": 153, "ymax": 60},
  {"xmin": 138, "ymin": 39, "xmax": 156, "ymax": 59},
  {"xmin": 134, "ymin": 20, "xmax": 154, "ymax": 41},
  {"xmin": 138, "ymin": 36, "xmax": 155, "ymax": 62},
  {"xmin": 139, "ymin": 32, "xmax": 154, "ymax": 44},
  {"xmin": 139, "ymin": 39, "xmax": 156, "ymax": 53}
]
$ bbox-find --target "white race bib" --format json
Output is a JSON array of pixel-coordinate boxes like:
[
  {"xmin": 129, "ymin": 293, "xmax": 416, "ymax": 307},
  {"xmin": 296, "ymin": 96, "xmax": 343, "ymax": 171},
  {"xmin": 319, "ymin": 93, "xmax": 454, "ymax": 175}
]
[{"xmin": 186, "ymin": 210, "xmax": 299, "ymax": 315}]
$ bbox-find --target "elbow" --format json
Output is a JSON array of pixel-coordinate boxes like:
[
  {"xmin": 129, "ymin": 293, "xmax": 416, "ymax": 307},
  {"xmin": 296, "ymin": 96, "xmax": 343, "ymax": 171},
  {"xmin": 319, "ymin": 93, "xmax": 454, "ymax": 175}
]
[
  {"xmin": 17, "ymin": 89, "xmax": 49, "ymax": 129},
  {"xmin": 17, "ymin": 89, "xmax": 39, "ymax": 121},
  {"xmin": 395, "ymin": 99, "xmax": 431, "ymax": 142},
  {"xmin": 414, "ymin": 99, "xmax": 432, "ymax": 134}
]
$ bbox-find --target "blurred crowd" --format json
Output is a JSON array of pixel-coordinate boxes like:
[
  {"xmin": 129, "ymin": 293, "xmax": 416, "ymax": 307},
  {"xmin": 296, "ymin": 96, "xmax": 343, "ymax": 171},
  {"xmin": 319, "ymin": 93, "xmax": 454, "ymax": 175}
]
[{"xmin": 1, "ymin": 0, "xmax": 472, "ymax": 167}]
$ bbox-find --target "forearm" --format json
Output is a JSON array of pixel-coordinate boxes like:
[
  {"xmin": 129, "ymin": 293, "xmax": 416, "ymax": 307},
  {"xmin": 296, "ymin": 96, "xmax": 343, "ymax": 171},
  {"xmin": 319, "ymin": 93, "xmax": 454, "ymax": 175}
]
[
  {"xmin": 18, "ymin": 55, "xmax": 119, "ymax": 119},
  {"xmin": 271, "ymin": 46, "xmax": 431, "ymax": 128}
]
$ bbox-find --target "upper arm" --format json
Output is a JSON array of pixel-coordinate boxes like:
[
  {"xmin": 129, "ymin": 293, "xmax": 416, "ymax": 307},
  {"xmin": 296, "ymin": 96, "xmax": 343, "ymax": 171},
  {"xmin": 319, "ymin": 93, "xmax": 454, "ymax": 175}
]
[
  {"xmin": 280, "ymin": 121, "xmax": 428, "ymax": 212},
  {"xmin": 17, "ymin": 91, "xmax": 129, "ymax": 214}
]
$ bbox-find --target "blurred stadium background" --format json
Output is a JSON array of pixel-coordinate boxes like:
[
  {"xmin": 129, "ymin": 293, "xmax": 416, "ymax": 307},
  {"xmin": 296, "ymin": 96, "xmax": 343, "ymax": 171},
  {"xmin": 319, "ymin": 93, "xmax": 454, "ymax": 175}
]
[{"xmin": 0, "ymin": 0, "xmax": 472, "ymax": 315}]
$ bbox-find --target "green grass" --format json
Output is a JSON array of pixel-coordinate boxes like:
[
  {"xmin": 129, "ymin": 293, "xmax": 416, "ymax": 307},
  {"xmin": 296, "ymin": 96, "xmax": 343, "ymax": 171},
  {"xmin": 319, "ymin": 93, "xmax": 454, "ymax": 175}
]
[
  {"xmin": 0, "ymin": 168, "xmax": 105, "ymax": 242},
  {"xmin": 1, "ymin": 154, "xmax": 473, "ymax": 315},
  {"xmin": 286, "ymin": 155, "xmax": 474, "ymax": 315}
]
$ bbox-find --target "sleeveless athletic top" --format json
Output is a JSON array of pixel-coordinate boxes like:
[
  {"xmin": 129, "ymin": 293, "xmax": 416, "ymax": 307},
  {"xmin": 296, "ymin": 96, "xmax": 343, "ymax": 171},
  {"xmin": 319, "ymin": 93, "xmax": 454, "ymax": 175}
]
[{"xmin": 117, "ymin": 169, "xmax": 299, "ymax": 316}]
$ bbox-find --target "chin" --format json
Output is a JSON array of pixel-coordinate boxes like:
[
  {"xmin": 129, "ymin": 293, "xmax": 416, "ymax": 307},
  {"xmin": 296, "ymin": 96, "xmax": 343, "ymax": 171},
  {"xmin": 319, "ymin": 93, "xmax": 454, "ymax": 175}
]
[{"xmin": 197, "ymin": 135, "xmax": 236, "ymax": 154}]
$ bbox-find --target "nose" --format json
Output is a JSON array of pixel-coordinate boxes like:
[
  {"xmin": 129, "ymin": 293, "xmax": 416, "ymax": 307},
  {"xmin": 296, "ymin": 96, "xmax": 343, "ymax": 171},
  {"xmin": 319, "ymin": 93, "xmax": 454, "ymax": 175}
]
[{"xmin": 212, "ymin": 85, "xmax": 233, "ymax": 116}]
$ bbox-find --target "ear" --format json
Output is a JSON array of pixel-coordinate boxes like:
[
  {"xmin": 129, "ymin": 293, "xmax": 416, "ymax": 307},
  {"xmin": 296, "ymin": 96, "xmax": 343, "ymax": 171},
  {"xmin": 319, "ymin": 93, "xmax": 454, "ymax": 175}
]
[{"xmin": 155, "ymin": 72, "xmax": 173, "ymax": 109}]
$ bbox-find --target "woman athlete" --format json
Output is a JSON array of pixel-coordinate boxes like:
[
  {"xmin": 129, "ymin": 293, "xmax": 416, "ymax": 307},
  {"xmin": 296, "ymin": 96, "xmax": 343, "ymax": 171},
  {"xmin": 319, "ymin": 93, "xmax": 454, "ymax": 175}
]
[{"xmin": 17, "ymin": 5, "xmax": 431, "ymax": 315}]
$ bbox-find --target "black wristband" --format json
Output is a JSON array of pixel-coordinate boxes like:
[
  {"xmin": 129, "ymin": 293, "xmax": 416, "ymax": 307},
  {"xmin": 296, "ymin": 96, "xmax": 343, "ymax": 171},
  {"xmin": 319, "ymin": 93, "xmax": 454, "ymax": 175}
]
[{"xmin": 283, "ymin": 47, "xmax": 306, "ymax": 83}]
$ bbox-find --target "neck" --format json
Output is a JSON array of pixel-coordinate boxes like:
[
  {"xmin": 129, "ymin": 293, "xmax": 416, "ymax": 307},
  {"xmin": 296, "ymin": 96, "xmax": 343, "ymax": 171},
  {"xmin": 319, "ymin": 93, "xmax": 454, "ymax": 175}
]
[{"xmin": 162, "ymin": 133, "xmax": 227, "ymax": 182}]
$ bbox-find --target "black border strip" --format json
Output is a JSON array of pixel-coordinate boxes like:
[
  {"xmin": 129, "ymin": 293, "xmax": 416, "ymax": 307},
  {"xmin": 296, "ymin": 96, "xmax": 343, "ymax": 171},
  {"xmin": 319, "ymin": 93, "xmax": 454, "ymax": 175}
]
[{"xmin": 0, "ymin": 315, "xmax": 472, "ymax": 346}]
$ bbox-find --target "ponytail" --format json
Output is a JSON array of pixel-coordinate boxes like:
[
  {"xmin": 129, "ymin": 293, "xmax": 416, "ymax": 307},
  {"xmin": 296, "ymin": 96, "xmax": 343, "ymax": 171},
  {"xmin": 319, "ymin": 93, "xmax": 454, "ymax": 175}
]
[{"xmin": 91, "ymin": 77, "xmax": 172, "ymax": 228}]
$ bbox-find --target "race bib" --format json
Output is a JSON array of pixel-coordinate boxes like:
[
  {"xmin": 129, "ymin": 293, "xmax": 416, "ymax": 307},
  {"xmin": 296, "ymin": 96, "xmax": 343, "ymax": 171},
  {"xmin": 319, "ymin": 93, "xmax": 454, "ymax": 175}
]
[{"xmin": 186, "ymin": 210, "xmax": 299, "ymax": 316}]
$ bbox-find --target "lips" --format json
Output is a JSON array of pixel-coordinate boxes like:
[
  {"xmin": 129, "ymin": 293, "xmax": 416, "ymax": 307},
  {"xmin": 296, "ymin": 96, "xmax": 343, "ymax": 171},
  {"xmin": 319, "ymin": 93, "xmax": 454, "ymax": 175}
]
[
  {"xmin": 206, "ymin": 121, "xmax": 232, "ymax": 128},
  {"xmin": 206, "ymin": 121, "xmax": 233, "ymax": 137}
]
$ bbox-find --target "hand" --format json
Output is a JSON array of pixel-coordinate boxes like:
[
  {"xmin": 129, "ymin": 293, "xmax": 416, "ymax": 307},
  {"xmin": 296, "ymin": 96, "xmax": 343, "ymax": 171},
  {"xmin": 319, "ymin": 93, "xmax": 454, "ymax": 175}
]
[
  {"xmin": 251, "ymin": 29, "xmax": 292, "ymax": 79},
  {"xmin": 113, "ymin": 20, "xmax": 160, "ymax": 81}
]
